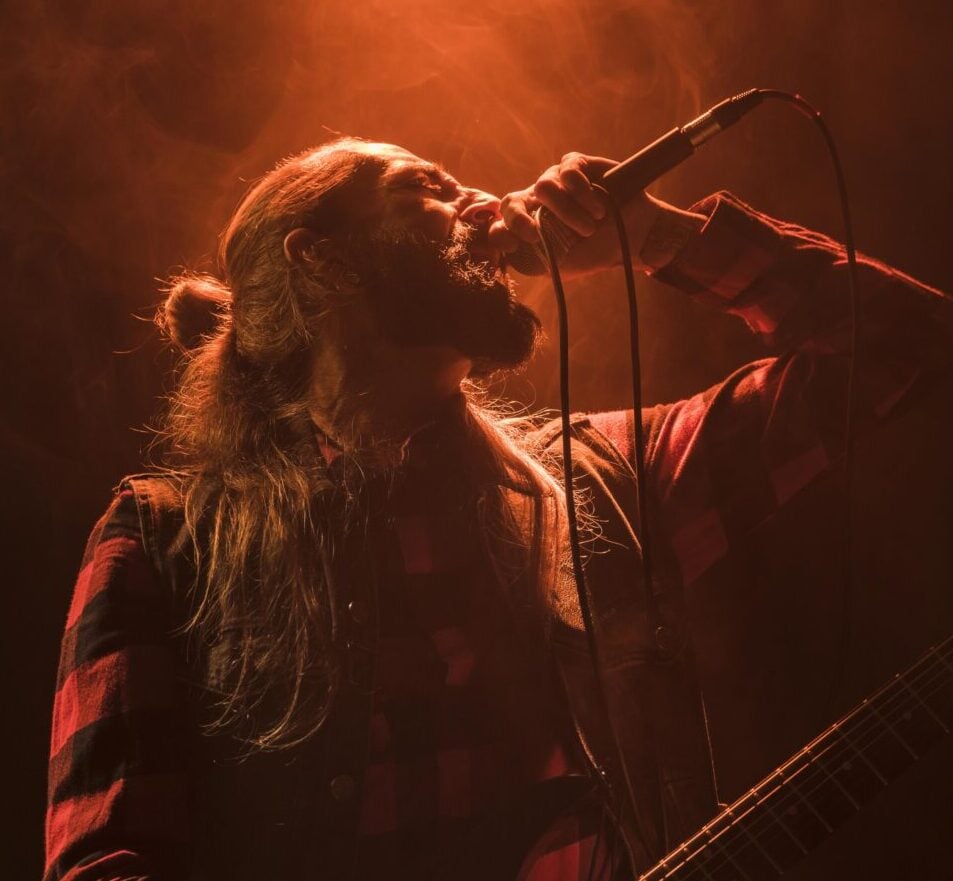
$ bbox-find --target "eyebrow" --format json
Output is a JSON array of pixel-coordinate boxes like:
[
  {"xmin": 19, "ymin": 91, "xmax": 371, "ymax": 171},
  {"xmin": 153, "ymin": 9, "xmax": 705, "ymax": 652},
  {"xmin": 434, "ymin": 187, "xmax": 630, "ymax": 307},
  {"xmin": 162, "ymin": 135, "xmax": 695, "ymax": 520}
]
[
  {"xmin": 411, "ymin": 160, "xmax": 448, "ymax": 176},
  {"xmin": 384, "ymin": 161, "xmax": 453, "ymax": 184}
]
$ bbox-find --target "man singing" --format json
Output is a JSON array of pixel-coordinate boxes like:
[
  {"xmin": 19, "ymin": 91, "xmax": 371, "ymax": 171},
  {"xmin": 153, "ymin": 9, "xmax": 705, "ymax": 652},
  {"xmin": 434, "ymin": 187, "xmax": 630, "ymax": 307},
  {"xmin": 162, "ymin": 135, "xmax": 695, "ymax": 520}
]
[{"xmin": 45, "ymin": 138, "xmax": 953, "ymax": 880}]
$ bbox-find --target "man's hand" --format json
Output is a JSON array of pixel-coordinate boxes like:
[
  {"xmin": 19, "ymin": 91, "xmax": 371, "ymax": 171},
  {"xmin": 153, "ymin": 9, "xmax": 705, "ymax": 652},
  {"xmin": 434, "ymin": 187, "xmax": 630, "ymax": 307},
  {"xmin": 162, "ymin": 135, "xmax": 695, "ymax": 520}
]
[{"xmin": 490, "ymin": 152, "xmax": 704, "ymax": 278}]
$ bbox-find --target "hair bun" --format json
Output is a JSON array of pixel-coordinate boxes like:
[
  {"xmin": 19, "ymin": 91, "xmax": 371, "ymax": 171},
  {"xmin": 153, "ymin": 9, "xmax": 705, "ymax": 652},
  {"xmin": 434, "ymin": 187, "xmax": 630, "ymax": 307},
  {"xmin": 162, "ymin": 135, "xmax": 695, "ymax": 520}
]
[{"xmin": 160, "ymin": 273, "xmax": 232, "ymax": 351}]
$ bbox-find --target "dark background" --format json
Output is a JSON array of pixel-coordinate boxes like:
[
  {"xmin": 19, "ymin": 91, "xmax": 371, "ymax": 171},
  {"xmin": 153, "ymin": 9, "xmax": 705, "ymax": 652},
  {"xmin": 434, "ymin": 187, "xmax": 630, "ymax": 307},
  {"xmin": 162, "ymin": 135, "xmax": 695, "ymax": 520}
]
[{"xmin": 4, "ymin": 1, "xmax": 952, "ymax": 876}]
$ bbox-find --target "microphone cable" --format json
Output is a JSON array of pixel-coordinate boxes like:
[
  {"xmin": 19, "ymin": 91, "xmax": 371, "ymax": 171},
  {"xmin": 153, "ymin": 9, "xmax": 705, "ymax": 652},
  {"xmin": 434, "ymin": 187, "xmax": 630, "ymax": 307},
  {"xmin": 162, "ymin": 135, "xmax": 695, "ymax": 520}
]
[
  {"xmin": 756, "ymin": 90, "xmax": 860, "ymax": 713},
  {"xmin": 537, "ymin": 88, "xmax": 860, "ymax": 879},
  {"xmin": 539, "ymin": 204, "xmax": 641, "ymax": 881}
]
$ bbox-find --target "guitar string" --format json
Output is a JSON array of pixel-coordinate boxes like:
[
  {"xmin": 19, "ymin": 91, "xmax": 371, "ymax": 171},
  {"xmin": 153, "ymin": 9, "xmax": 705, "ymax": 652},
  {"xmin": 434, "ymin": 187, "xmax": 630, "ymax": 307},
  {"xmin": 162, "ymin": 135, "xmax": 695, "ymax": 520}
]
[
  {"xmin": 603, "ymin": 658, "xmax": 949, "ymax": 881},
  {"xmin": 663, "ymin": 650, "xmax": 953, "ymax": 881},
  {"xmin": 646, "ymin": 643, "xmax": 953, "ymax": 881},
  {"xmin": 658, "ymin": 666, "xmax": 953, "ymax": 881},
  {"xmin": 661, "ymin": 656, "xmax": 953, "ymax": 881}
]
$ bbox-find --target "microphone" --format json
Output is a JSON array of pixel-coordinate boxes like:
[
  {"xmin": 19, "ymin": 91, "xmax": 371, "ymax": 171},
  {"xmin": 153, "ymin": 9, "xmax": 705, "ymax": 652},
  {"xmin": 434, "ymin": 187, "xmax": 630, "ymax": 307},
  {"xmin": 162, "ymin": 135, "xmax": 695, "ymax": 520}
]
[{"xmin": 505, "ymin": 88, "xmax": 765, "ymax": 276}]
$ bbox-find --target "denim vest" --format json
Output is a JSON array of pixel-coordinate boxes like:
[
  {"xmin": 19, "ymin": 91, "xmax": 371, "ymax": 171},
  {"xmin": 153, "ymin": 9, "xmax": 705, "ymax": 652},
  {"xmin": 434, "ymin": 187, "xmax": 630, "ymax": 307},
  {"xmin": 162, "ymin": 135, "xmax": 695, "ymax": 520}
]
[{"xmin": 124, "ymin": 412, "xmax": 717, "ymax": 879}]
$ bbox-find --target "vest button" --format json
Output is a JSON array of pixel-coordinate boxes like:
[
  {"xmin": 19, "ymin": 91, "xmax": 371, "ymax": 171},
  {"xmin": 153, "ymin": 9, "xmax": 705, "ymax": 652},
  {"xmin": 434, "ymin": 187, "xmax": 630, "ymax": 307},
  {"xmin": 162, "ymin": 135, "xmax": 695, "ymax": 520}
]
[
  {"xmin": 348, "ymin": 599, "xmax": 369, "ymax": 625},
  {"xmin": 654, "ymin": 624, "xmax": 678, "ymax": 658},
  {"xmin": 329, "ymin": 773, "xmax": 358, "ymax": 803}
]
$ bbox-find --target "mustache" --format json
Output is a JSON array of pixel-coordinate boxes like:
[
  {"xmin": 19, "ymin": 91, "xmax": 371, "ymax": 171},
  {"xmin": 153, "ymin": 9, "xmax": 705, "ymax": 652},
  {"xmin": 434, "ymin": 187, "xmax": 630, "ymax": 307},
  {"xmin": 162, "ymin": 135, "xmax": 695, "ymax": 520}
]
[
  {"xmin": 338, "ymin": 222, "xmax": 540, "ymax": 376},
  {"xmin": 355, "ymin": 224, "xmax": 506, "ymax": 290}
]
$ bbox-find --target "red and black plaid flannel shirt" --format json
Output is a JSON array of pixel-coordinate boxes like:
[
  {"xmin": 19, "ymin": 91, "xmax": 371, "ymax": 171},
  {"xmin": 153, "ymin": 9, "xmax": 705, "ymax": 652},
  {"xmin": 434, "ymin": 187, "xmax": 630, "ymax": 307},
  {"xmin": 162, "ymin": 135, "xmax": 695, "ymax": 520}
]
[{"xmin": 45, "ymin": 193, "xmax": 953, "ymax": 880}]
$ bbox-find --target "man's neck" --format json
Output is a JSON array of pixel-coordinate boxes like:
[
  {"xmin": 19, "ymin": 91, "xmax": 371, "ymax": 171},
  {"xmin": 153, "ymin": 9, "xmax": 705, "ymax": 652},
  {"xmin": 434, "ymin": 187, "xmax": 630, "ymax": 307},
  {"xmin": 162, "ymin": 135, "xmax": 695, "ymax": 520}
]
[{"xmin": 309, "ymin": 335, "xmax": 472, "ymax": 464}]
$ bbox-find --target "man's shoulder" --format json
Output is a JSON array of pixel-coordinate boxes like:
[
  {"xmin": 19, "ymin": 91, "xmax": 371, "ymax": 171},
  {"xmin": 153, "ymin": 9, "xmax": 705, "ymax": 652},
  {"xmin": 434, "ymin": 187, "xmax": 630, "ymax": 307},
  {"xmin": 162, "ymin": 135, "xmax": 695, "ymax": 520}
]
[
  {"xmin": 119, "ymin": 470, "xmax": 187, "ymax": 515},
  {"xmin": 114, "ymin": 472, "xmax": 190, "ymax": 573}
]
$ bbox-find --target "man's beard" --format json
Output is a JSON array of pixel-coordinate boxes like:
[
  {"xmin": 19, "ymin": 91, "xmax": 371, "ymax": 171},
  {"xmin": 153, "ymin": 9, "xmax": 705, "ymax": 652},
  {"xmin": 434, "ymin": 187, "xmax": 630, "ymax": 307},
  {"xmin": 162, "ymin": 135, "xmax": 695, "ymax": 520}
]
[{"xmin": 347, "ymin": 225, "xmax": 542, "ymax": 376}]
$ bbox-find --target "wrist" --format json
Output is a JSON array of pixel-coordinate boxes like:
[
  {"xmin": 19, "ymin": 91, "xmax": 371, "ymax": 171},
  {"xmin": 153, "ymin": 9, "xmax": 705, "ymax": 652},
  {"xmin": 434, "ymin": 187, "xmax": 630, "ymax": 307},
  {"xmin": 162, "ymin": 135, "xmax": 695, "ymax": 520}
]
[{"xmin": 635, "ymin": 199, "xmax": 706, "ymax": 273}]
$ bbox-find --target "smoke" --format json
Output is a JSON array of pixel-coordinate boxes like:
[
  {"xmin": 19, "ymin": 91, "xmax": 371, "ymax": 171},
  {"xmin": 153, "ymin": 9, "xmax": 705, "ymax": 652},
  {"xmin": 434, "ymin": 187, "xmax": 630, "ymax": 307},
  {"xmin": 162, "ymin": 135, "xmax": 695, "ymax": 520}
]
[
  {"xmin": 3, "ymin": 0, "xmax": 717, "ymax": 280},
  {"xmin": 5, "ymin": 3, "xmax": 953, "ymax": 877},
  {"xmin": 279, "ymin": 0, "xmax": 711, "ymax": 177},
  {"xmin": 5, "ymin": 0, "xmax": 953, "ymax": 435},
  {"xmin": 1, "ymin": 0, "xmax": 726, "ymax": 444}
]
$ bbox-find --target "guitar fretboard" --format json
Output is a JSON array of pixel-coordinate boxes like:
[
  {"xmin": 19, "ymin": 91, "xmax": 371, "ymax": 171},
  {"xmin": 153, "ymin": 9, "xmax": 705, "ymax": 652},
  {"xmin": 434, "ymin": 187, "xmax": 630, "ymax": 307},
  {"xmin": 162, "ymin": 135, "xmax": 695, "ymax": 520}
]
[{"xmin": 639, "ymin": 635, "xmax": 953, "ymax": 881}]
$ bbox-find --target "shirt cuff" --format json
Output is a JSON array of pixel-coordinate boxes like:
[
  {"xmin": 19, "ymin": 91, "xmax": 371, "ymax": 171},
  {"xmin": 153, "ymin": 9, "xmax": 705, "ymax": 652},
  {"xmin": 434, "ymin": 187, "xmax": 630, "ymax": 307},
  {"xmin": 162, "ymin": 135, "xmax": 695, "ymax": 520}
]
[{"xmin": 652, "ymin": 191, "xmax": 787, "ymax": 307}]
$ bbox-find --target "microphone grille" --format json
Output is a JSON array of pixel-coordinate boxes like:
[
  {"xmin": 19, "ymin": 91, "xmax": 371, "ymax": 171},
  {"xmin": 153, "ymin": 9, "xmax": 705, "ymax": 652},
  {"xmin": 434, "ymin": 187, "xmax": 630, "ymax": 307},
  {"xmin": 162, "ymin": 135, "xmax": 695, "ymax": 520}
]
[{"xmin": 503, "ymin": 208, "xmax": 581, "ymax": 277}]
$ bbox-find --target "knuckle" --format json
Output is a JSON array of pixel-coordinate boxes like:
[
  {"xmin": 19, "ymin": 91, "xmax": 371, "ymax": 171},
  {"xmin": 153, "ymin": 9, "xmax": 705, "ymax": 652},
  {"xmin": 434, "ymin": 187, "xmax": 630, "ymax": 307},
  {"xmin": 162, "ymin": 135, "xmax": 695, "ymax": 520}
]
[
  {"xmin": 533, "ymin": 177, "xmax": 560, "ymax": 198},
  {"xmin": 536, "ymin": 168, "xmax": 559, "ymax": 188},
  {"xmin": 500, "ymin": 191, "xmax": 527, "ymax": 217},
  {"xmin": 560, "ymin": 167, "xmax": 589, "ymax": 190}
]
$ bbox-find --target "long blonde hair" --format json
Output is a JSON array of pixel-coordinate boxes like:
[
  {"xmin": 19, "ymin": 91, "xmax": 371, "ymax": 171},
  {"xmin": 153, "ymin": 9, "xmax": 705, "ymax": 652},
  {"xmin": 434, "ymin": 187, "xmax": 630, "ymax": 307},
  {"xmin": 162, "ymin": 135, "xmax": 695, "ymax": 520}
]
[{"xmin": 155, "ymin": 140, "xmax": 570, "ymax": 750}]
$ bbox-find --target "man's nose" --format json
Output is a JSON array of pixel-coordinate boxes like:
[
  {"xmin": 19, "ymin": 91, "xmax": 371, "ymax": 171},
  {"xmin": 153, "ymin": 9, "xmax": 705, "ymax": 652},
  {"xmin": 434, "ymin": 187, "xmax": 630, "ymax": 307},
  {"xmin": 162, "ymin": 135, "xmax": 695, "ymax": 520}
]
[{"xmin": 458, "ymin": 190, "xmax": 502, "ymax": 227}]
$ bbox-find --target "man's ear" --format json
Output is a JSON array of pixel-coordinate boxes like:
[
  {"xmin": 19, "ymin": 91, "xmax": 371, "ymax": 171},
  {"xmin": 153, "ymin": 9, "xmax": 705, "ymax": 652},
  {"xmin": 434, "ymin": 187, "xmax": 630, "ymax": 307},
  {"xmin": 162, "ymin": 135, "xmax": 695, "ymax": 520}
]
[{"xmin": 282, "ymin": 228, "xmax": 361, "ymax": 290}]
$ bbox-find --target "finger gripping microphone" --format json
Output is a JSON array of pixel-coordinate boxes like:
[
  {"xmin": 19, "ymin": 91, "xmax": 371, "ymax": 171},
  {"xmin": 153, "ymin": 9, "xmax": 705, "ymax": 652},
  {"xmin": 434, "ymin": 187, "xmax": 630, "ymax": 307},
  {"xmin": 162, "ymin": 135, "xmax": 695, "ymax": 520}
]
[{"xmin": 506, "ymin": 88, "xmax": 765, "ymax": 276}]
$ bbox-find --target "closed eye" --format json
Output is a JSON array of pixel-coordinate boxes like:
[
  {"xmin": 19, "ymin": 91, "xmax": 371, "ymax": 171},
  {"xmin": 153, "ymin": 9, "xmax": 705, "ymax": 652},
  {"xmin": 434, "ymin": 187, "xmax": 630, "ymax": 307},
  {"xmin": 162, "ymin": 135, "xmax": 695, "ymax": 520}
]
[
  {"xmin": 393, "ymin": 169, "xmax": 460, "ymax": 200},
  {"xmin": 404, "ymin": 178, "xmax": 444, "ymax": 193}
]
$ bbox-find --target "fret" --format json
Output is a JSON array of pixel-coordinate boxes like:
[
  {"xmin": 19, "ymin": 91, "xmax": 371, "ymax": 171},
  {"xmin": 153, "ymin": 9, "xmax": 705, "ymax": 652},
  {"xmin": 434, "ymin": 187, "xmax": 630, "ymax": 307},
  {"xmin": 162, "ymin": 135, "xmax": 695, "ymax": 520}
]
[
  {"xmin": 644, "ymin": 853, "xmax": 673, "ymax": 881},
  {"xmin": 657, "ymin": 844, "xmax": 717, "ymax": 881},
  {"xmin": 643, "ymin": 637, "xmax": 953, "ymax": 881},
  {"xmin": 658, "ymin": 842, "xmax": 717, "ymax": 881},
  {"xmin": 897, "ymin": 676, "xmax": 950, "ymax": 733},
  {"xmin": 640, "ymin": 843, "xmax": 689, "ymax": 880},
  {"xmin": 667, "ymin": 822, "xmax": 761, "ymax": 881},
  {"xmin": 689, "ymin": 843, "xmax": 718, "ymax": 879},
  {"xmin": 802, "ymin": 745, "xmax": 860, "ymax": 814},
  {"xmin": 647, "ymin": 841, "xmax": 703, "ymax": 881},
  {"xmin": 690, "ymin": 848, "xmax": 721, "ymax": 881},
  {"xmin": 776, "ymin": 768, "xmax": 833, "ymax": 835},
  {"xmin": 818, "ymin": 752, "xmax": 882, "ymax": 805},
  {"xmin": 698, "ymin": 825, "xmax": 755, "ymax": 881},
  {"xmin": 752, "ymin": 781, "xmax": 810, "ymax": 858},
  {"xmin": 886, "ymin": 679, "xmax": 953, "ymax": 758},
  {"xmin": 865, "ymin": 698, "xmax": 919, "ymax": 758},
  {"xmin": 720, "ymin": 805, "xmax": 784, "ymax": 877},
  {"xmin": 738, "ymin": 807, "xmax": 808, "ymax": 871},
  {"xmin": 831, "ymin": 722, "xmax": 888, "ymax": 785},
  {"xmin": 923, "ymin": 648, "xmax": 953, "ymax": 724},
  {"xmin": 929, "ymin": 644, "xmax": 953, "ymax": 677}
]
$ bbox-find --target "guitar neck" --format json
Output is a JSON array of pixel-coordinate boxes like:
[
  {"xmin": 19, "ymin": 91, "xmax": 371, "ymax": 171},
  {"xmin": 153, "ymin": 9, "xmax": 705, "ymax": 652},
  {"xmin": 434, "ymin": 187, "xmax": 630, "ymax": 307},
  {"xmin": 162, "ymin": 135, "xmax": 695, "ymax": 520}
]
[{"xmin": 640, "ymin": 635, "xmax": 953, "ymax": 881}]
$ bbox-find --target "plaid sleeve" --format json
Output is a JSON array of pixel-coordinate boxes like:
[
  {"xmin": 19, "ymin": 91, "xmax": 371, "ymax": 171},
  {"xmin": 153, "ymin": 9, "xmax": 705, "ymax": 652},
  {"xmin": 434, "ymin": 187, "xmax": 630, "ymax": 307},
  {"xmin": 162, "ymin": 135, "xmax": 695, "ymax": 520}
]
[
  {"xmin": 654, "ymin": 191, "xmax": 953, "ymax": 352},
  {"xmin": 44, "ymin": 490, "xmax": 190, "ymax": 881},
  {"xmin": 640, "ymin": 193, "xmax": 953, "ymax": 587}
]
